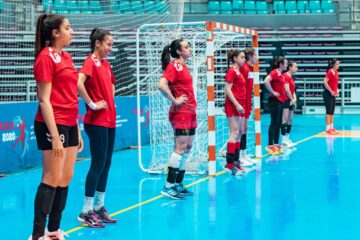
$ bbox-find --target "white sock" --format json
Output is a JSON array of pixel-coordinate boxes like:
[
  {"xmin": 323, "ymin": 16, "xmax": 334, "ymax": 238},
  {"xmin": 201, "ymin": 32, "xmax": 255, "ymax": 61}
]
[
  {"xmin": 82, "ymin": 197, "xmax": 93, "ymax": 213},
  {"xmin": 179, "ymin": 154, "xmax": 188, "ymax": 171},
  {"xmin": 94, "ymin": 191, "xmax": 105, "ymax": 211},
  {"xmin": 330, "ymin": 123, "xmax": 334, "ymax": 129},
  {"xmin": 168, "ymin": 152, "xmax": 182, "ymax": 168},
  {"xmin": 165, "ymin": 182, "xmax": 174, "ymax": 188},
  {"xmin": 326, "ymin": 125, "xmax": 331, "ymax": 130}
]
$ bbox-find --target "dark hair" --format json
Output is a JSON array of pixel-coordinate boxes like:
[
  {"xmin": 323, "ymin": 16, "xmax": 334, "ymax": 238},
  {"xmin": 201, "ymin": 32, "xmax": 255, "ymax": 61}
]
[
  {"xmin": 286, "ymin": 60, "xmax": 296, "ymax": 72},
  {"xmin": 161, "ymin": 39, "xmax": 184, "ymax": 71},
  {"xmin": 35, "ymin": 14, "xmax": 65, "ymax": 58},
  {"xmin": 327, "ymin": 58, "xmax": 339, "ymax": 70},
  {"xmin": 90, "ymin": 28, "xmax": 111, "ymax": 53},
  {"xmin": 244, "ymin": 47, "xmax": 256, "ymax": 61},
  {"xmin": 271, "ymin": 56, "xmax": 286, "ymax": 70},
  {"xmin": 227, "ymin": 49, "xmax": 244, "ymax": 69}
]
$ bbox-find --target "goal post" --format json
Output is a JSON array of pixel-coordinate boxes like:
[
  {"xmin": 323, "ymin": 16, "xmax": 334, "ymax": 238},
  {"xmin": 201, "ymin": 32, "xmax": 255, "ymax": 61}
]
[{"xmin": 136, "ymin": 21, "xmax": 262, "ymax": 176}]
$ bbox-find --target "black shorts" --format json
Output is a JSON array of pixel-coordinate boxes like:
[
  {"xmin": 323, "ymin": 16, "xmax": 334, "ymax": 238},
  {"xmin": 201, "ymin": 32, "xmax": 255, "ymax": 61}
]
[
  {"xmin": 34, "ymin": 121, "xmax": 79, "ymax": 150},
  {"xmin": 282, "ymin": 101, "xmax": 295, "ymax": 111},
  {"xmin": 174, "ymin": 128, "xmax": 196, "ymax": 136},
  {"xmin": 323, "ymin": 89, "xmax": 336, "ymax": 115}
]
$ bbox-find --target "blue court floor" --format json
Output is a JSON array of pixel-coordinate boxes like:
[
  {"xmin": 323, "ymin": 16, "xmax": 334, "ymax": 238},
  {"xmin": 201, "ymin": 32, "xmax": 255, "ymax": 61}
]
[{"xmin": 1, "ymin": 114, "xmax": 360, "ymax": 240}]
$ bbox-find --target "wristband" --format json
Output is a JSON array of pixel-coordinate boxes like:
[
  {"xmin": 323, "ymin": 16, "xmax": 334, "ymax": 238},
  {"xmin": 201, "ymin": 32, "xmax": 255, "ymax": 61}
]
[{"xmin": 88, "ymin": 101, "xmax": 97, "ymax": 110}]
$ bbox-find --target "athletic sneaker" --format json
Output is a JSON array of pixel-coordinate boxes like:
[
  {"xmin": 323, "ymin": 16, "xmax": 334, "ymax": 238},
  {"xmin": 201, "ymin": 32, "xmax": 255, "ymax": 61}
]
[
  {"xmin": 45, "ymin": 228, "xmax": 68, "ymax": 240},
  {"xmin": 274, "ymin": 144, "xmax": 283, "ymax": 154},
  {"xmin": 78, "ymin": 210, "xmax": 105, "ymax": 228},
  {"xmin": 281, "ymin": 138, "xmax": 291, "ymax": 147},
  {"xmin": 234, "ymin": 161, "xmax": 246, "ymax": 172},
  {"xmin": 224, "ymin": 163, "xmax": 244, "ymax": 176},
  {"xmin": 330, "ymin": 128, "xmax": 339, "ymax": 134},
  {"xmin": 161, "ymin": 186, "xmax": 184, "ymax": 200},
  {"xmin": 28, "ymin": 236, "xmax": 51, "ymax": 240},
  {"xmin": 94, "ymin": 207, "xmax": 117, "ymax": 223},
  {"xmin": 286, "ymin": 139, "xmax": 297, "ymax": 147},
  {"xmin": 173, "ymin": 184, "xmax": 193, "ymax": 196},
  {"xmin": 265, "ymin": 145, "xmax": 278, "ymax": 155}
]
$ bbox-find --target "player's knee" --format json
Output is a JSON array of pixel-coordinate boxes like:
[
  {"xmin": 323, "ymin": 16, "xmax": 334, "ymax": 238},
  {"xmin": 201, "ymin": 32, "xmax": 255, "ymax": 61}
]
[{"xmin": 185, "ymin": 144, "xmax": 192, "ymax": 153}]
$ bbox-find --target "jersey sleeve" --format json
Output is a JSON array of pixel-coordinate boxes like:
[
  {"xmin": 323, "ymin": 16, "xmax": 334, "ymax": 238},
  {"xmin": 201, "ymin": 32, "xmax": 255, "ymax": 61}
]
[
  {"xmin": 80, "ymin": 57, "xmax": 93, "ymax": 78},
  {"xmin": 33, "ymin": 55, "xmax": 55, "ymax": 82},
  {"xmin": 225, "ymin": 68, "xmax": 236, "ymax": 83},
  {"xmin": 162, "ymin": 64, "xmax": 176, "ymax": 82},
  {"xmin": 269, "ymin": 69, "xmax": 278, "ymax": 81},
  {"xmin": 110, "ymin": 64, "xmax": 116, "ymax": 84},
  {"xmin": 325, "ymin": 70, "xmax": 333, "ymax": 80}
]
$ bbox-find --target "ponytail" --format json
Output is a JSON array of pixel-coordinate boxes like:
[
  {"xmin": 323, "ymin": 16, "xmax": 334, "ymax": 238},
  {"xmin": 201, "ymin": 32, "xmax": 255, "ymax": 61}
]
[
  {"xmin": 227, "ymin": 49, "xmax": 243, "ymax": 69},
  {"xmin": 327, "ymin": 58, "xmax": 339, "ymax": 71},
  {"xmin": 34, "ymin": 14, "xmax": 65, "ymax": 58},
  {"xmin": 161, "ymin": 39, "xmax": 184, "ymax": 71},
  {"xmin": 271, "ymin": 56, "xmax": 285, "ymax": 70},
  {"xmin": 244, "ymin": 47, "xmax": 255, "ymax": 61}
]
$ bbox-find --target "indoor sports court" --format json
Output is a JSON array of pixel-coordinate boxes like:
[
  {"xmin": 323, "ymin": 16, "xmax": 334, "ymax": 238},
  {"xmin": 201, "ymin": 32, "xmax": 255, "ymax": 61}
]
[{"xmin": 0, "ymin": 1, "xmax": 360, "ymax": 240}]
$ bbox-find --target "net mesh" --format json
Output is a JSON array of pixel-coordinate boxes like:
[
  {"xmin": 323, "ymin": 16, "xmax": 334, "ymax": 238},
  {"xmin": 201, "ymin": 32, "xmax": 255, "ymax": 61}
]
[
  {"xmin": 0, "ymin": 0, "xmax": 184, "ymax": 102},
  {"xmin": 137, "ymin": 22, "xmax": 255, "ymax": 174}
]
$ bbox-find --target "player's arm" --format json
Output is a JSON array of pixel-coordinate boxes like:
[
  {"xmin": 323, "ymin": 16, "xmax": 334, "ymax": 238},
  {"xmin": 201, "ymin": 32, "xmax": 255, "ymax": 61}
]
[
  {"xmin": 263, "ymin": 75, "xmax": 280, "ymax": 97},
  {"xmin": 157, "ymin": 77, "xmax": 187, "ymax": 106},
  {"xmin": 37, "ymin": 81, "xmax": 63, "ymax": 158},
  {"xmin": 77, "ymin": 72, "xmax": 108, "ymax": 110},
  {"xmin": 323, "ymin": 77, "xmax": 336, "ymax": 96},
  {"xmin": 285, "ymin": 83, "xmax": 295, "ymax": 105},
  {"xmin": 225, "ymin": 82, "xmax": 244, "ymax": 113}
]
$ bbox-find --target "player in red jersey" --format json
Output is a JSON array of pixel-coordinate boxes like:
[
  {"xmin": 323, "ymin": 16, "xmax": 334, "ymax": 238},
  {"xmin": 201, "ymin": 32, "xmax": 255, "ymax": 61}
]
[
  {"xmin": 263, "ymin": 56, "xmax": 288, "ymax": 155},
  {"xmin": 157, "ymin": 39, "xmax": 195, "ymax": 200},
  {"xmin": 323, "ymin": 58, "xmax": 340, "ymax": 135},
  {"xmin": 281, "ymin": 61, "xmax": 298, "ymax": 147},
  {"xmin": 224, "ymin": 49, "xmax": 247, "ymax": 175},
  {"xmin": 77, "ymin": 28, "xmax": 117, "ymax": 227},
  {"xmin": 239, "ymin": 47, "xmax": 257, "ymax": 166},
  {"xmin": 30, "ymin": 14, "xmax": 83, "ymax": 240}
]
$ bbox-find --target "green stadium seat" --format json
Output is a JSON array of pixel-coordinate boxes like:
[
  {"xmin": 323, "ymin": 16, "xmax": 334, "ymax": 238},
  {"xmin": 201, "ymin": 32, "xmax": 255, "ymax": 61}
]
[
  {"xmin": 244, "ymin": 1, "xmax": 256, "ymax": 14},
  {"xmin": 52, "ymin": 0, "xmax": 67, "ymax": 14},
  {"xmin": 297, "ymin": 0, "xmax": 310, "ymax": 13},
  {"xmin": 208, "ymin": 1, "xmax": 220, "ymax": 14},
  {"xmin": 131, "ymin": 0, "xmax": 144, "ymax": 14},
  {"xmin": 285, "ymin": 1, "xmax": 296, "ymax": 10},
  {"xmin": 220, "ymin": 1, "xmax": 232, "ymax": 14},
  {"xmin": 66, "ymin": 1, "xmax": 80, "ymax": 14},
  {"xmin": 309, "ymin": 0, "xmax": 321, "ymax": 12},
  {"xmin": 88, "ymin": 0, "xmax": 104, "ymax": 14},
  {"xmin": 143, "ymin": 0, "xmax": 157, "ymax": 14},
  {"xmin": 323, "ymin": 8, "xmax": 334, "ymax": 13},
  {"xmin": 42, "ymin": 0, "xmax": 52, "ymax": 12},
  {"xmin": 273, "ymin": 0, "xmax": 285, "ymax": 14},
  {"xmin": 232, "ymin": 0, "xmax": 243, "ymax": 13},
  {"xmin": 322, "ymin": 0, "xmax": 334, "ymax": 13},
  {"xmin": 256, "ymin": 1, "xmax": 267, "ymax": 14},
  {"xmin": 311, "ymin": 9, "xmax": 323, "ymax": 14},
  {"xmin": 154, "ymin": 1, "xmax": 168, "ymax": 14}
]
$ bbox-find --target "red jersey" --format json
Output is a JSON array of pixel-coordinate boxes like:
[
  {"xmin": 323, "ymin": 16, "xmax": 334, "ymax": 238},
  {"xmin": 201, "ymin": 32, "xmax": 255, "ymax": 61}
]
[
  {"xmin": 225, "ymin": 66, "xmax": 247, "ymax": 104},
  {"xmin": 269, "ymin": 68, "xmax": 288, "ymax": 103},
  {"xmin": 80, "ymin": 54, "xmax": 116, "ymax": 128},
  {"xmin": 34, "ymin": 47, "xmax": 78, "ymax": 126},
  {"xmin": 240, "ymin": 62, "xmax": 254, "ymax": 104},
  {"xmin": 325, "ymin": 69, "xmax": 339, "ymax": 93},
  {"xmin": 162, "ymin": 60, "xmax": 196, "ymax": 114},
  {"xmin": 283, "ymin": 72, "xmax": 296, "ymax": 95}
]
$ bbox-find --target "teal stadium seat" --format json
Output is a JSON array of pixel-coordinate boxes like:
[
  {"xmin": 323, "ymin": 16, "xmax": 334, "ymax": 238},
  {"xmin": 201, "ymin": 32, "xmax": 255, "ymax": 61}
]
[
  {"xmin": 78, "ymin": 1, "xmax": 92, "ymax": 14},
  {"xmin": 232, "ymin": 0, "xmax": 243, "ymax": 14},
  {"xmin": 119, "ymin": 1, "xmax": 132, "ymax": 13},
  {"xmin": 42, "ymin": 0, "xmax": 52, "ymax": 12},
  {"xmin": 297, "ymin": 0, "xmax": 310, "ymax": 13},
  {"xmin": 309, "ymin": 0, "xmax": 322, "ymax": 13},
  {"xmin": 88, "ymin": 0, "xmax": 104, "ymax": 14},
  {"xmin": 66, "ymin": 1, "xmax": 80, "ymax": 14},
  {"xmin": 322, "ymin": 0, "xmax": 334, "ymax": 13},
  {"xmin": 154, "ymin": 1, "xmax": 168, "ymax": 14},
  {"xmin": 52, "ymin": 0, "xmax": 67, "ymax": 14},
  {"xmin": 143, "ymin": 0, "xmax": 157, "ymax": 14},
  {"xmin": 244, "ymin": 1, "xmax": 256, "ymax": 14},
  {"xmin": 0, "ymin": 0, "xmax": 4, "ymax": 13},
  {"xmin": 131, "ymin": 0, "xmax": 144, "ymax": 14},
  {"xmin": 220, "ymin": 1, "xmax": 232, "ymax": 14},
  {"xmin": 256, "ymin": 1, "xmax": 268, "ymax": 14},
  {"xmin": 208, "ymin": 1, "xmax": 220, "ymax": 14},
  {"xmin": 285, "ymin": 1, "xmax": 298, "ymax": 14},
  {"xmin": 273, "ymin": 0, "xmax": 285, "ymax": 14}
]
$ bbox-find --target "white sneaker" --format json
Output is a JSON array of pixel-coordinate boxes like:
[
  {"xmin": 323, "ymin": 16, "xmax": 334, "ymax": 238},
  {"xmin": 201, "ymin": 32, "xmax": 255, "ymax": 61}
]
[
  {"xmin": 240, "ymin": 156, "xmax": 254, "ymax": 166},
  {"xmin": 45, "ymin": 228, "xmax": 68, "ymax": 240},
  {"xmin": 28, "ymin": 236, "xmax": 51, "ymax": 240},
  {"xmin": 286, "ymin": 139, "xmax": 297, "ymax": 147},
  {"xmin": 281, "ymin": 139, "xmax": 290, "ymax": 147}
]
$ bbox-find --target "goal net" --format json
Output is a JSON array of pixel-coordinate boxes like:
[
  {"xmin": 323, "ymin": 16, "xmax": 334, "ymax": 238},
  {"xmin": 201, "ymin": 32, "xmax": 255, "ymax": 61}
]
[{"xmin": 137, "ymin": 21, "xmax": 262, "ymax": 175}]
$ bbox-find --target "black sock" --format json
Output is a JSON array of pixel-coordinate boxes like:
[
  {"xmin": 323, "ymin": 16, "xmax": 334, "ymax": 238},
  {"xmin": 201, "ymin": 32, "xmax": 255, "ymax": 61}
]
[
  {"xmin": 32, "ymin": 183, "xmax": 56, "ymax": 239},
  {"xmin": 226, "ymin": 153, "xmax": 236, "ymax": 164},
  {"xmin": 281, "ymin": 124, "xmax": 287, "ymax": 136},
  {"xmin": 175, "ymin": 170, "xmax": 185, "ymax": 184},
  {"xmin": 48, "ymin": 186, "xmax": 69, "ymax": 232},
  {"xmin": 234, "ymin": 149, "xmax": 240, "ymax": 162},
  {"xmin": 240, "ymin": 134, "xmax": 247, "ymax": 150},
  {"xmin": 166, "ymin": 167, "xmax": 179, "ymax": 186},
  {"xmin": 287, "ymin": 125, "xmax": 292, "ymax": 134}
]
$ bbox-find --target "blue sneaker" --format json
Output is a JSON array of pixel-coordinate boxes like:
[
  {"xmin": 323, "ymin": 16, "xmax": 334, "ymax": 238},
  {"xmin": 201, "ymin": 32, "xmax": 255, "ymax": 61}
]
[
  {"xmin": 161, "ymin": 186, "xmax": 184, "ymax": 200},
  {"xmin": 174, "ymin": 184, "xmax": 193, "ymax": 196}
]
